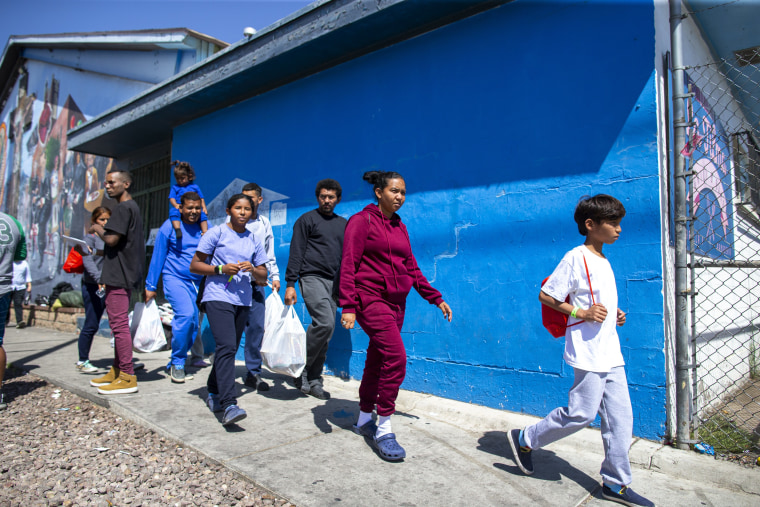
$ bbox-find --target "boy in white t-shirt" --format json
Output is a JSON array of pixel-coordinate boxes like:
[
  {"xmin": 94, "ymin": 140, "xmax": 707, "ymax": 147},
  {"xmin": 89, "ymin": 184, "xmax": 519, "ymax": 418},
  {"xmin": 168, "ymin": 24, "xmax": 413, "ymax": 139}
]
[{"xmin": 509, "ymin": 195, "xmax": 654, "ymax": 507}]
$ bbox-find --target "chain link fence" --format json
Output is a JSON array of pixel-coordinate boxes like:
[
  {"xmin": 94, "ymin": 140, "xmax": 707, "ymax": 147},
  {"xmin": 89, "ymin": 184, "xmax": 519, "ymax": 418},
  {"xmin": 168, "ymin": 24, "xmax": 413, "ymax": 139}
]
[{"xmin": 680, "ymin": 52, "xmax": 760, "ymax": 457}]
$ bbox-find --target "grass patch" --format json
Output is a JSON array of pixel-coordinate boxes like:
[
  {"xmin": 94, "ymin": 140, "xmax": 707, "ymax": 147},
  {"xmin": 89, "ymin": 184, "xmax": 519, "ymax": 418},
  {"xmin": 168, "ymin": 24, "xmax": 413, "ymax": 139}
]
[{"xmin": 698, "ymin": 417, "xmax": 757, "ymax": 453}]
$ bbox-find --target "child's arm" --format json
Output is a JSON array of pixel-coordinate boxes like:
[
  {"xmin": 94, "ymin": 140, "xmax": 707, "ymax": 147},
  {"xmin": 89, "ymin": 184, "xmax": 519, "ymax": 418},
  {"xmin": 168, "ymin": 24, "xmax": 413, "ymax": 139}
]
[
  {"xmin": 616, "ymin": 308, "xmax": 626, "ymax": 326},
  {"xmin": 169, "ymin": 197, "xmax": 180, "ymax": 210},
  {"xmin": 538, "ymin": 291, "xmax": 608, "ymax": 323},
  {"xmin": 201, "ymin": 198, "xmax": 208, "ymax": 214}
]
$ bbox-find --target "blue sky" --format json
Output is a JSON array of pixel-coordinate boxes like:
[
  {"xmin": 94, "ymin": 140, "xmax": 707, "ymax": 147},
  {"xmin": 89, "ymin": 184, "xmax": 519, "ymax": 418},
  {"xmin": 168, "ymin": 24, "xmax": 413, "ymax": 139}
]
[{"xmin": 0, "ymin": 0, "xmax": 312, "ymax": 49}]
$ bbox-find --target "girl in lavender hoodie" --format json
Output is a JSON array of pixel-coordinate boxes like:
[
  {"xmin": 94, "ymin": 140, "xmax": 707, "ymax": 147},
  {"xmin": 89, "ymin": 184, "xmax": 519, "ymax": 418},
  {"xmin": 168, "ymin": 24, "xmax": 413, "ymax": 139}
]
[{"xmin": 339, "ymin": 170, "xmax": 453, "ymax": 462}]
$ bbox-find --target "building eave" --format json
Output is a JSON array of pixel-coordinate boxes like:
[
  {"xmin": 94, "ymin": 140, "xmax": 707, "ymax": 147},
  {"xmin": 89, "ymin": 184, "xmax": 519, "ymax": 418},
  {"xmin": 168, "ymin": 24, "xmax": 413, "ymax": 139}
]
[{"xmin": 67, "ymin": 0, "xmax": 506, "ymax": 158}]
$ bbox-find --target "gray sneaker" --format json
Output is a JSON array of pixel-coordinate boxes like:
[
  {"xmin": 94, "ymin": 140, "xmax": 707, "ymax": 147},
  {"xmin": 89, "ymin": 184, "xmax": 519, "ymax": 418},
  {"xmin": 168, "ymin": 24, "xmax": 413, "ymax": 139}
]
[{"xmin": 169, "ymin": 365, "xmax": 193, "ymax": 383}]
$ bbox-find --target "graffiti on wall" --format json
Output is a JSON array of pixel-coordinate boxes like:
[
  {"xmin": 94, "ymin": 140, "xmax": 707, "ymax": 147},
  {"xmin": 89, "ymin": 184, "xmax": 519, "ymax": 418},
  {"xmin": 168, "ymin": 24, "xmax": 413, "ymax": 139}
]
[
  {"xmin": 1, "ymin": 70, "xmax": 113, "ymax": 283},
  {"xmin": 686, "ymin": 74, "xmax": 735, "ymax": 260}
]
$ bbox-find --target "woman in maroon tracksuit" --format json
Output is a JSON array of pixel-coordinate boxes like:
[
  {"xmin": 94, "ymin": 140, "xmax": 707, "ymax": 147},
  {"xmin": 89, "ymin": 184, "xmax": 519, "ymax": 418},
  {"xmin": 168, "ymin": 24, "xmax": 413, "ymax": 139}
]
[{"xmin": 339, "ymin": 170, "xmax": 453, "ymax": 462}]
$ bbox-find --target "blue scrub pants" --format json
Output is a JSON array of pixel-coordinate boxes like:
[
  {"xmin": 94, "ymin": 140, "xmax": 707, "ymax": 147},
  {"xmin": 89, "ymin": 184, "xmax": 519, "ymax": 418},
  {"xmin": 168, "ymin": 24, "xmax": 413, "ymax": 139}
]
[
  {"xmin": 163, "ymin": 274, "xmax": 199, "ymax": 369},
  {"xmin": 243, "ymin": 285, "xmax": 266, "ymax": 378}
]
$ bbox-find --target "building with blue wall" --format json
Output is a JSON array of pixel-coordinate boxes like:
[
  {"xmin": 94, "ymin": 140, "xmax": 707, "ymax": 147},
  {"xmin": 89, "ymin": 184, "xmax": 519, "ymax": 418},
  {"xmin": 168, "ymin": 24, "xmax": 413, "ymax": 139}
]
[{"xmin": 67, "ymin": 0, "xmax": 706, "ymax": 440}]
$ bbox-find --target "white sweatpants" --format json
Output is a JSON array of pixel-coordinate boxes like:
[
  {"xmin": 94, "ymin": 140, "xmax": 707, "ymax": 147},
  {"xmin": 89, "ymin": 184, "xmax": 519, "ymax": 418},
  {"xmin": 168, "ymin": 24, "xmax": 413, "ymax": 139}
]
[{"xmin": 523, "ymin": 366, "xmax": 633, "ymax": 486}]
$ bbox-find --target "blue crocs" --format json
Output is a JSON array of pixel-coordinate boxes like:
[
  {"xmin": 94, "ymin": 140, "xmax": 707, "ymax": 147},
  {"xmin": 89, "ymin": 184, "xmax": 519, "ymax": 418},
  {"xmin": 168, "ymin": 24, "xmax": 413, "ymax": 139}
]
[
  {"xmin": 373, "ymin": 433, "xmax": 406, "ymax": 462},
  {"xmin": 352, "ymin": 420, "xmax": 377, "ymax": 437}
]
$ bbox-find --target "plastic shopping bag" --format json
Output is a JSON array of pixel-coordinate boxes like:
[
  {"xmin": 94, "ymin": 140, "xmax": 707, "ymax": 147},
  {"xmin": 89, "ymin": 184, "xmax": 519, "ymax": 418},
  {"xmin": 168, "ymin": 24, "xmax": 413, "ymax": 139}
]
[
  {"xmin": 131, "ymin": 299, "xmax": 167, "ymax": 353},
  {"xmin": 264, "ymin": 291, "xmax": 285, "ymax": 329},
  {"xmin": 260, "ymin": 305, "xmax": 306, "ymax": 378}
]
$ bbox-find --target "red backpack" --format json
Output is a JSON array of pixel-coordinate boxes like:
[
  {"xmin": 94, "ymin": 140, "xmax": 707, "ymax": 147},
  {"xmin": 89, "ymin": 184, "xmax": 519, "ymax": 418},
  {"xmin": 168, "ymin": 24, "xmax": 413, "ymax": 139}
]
[{"xmin": 541, "ymin": 255, "xmax": 594, "ymax": 338}]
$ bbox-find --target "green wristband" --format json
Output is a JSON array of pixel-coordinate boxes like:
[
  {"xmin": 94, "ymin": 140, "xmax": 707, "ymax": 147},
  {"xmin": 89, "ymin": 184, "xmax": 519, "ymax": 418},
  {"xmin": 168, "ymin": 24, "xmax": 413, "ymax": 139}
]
[
  {"xmin": 570, "ymin": 307, "xmax": 579, "ymax": 319},
  {"xmin": 216, "ymin": 265, "xmax": 224, "ymax": 275}
]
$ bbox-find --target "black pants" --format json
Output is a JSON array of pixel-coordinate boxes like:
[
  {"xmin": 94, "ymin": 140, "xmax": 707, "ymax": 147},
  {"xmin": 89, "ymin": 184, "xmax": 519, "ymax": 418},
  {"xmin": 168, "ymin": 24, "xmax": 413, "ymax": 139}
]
[{"xmin": 204, "ymin": 301, "xmax": 250, "ymax": 410}]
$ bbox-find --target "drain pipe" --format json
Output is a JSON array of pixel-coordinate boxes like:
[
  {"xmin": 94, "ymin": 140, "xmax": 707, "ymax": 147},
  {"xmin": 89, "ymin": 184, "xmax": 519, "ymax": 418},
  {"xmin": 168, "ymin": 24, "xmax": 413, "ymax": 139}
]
[{"xmin": 670, "ymin": 0, "xmax": 692, "ymax": 451}]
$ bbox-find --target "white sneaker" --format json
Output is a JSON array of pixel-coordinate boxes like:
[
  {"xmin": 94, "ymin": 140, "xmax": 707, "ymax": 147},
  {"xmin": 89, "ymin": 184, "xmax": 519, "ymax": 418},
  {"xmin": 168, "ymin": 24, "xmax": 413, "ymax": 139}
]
[{"xmin": 76, "ymin": 360, "xmax": 99, "ymax": 374}]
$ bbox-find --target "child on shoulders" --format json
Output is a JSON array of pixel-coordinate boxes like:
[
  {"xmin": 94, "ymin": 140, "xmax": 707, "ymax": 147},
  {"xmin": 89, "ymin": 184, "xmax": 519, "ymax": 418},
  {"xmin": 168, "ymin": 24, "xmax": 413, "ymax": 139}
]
[{"xmin": 169, "ymin": 160, "xmax": 208, "ymax": 237}]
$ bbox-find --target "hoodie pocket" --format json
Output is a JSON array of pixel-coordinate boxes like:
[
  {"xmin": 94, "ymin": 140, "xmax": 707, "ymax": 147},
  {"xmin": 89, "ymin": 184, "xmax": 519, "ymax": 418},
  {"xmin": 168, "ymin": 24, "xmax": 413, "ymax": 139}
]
[{"xmin": 383, "ymin": 274, "xmax": 413, "ymax": 303}]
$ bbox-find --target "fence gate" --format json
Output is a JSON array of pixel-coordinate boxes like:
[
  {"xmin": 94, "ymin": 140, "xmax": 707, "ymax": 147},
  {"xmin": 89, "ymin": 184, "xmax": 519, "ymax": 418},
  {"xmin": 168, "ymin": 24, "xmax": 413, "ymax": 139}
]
[{"xmin": 679, "ymin": 53, "xmax": 760, "ymax": 458}]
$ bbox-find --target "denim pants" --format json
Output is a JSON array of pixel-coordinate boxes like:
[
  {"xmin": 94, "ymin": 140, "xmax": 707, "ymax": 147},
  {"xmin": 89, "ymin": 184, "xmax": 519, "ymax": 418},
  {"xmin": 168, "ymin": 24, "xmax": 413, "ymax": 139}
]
[
  {"xmin": 524, "ymin": 366, "xmax": 633, "ymax": 486},
  {"xmin": 205, "ymin": 301, "xmax": 249, "ymax": 410},
  {"xmin": 243, "ymin": 285, "xmax": 266, "ymax": 377},
  {"xmin": 0, "ymin": 293, "xmax": 10, "ymax": 346},
  {"xmin": 78, "ymin": 282, "xmax": 106, "ymax": 362}
]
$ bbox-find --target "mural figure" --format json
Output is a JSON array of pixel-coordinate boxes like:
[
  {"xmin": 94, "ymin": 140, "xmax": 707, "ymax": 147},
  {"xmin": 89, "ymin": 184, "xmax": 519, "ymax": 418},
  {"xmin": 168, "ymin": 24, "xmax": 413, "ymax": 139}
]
[{"xmin": 686, "ymin": 76, "xmax": 734, "ymax": 260}]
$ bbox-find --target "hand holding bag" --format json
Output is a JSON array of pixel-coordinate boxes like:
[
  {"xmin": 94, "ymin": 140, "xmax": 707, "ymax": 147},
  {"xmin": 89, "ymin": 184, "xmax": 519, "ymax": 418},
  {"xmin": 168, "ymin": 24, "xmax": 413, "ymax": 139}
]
[
  {"xmin": 131, "ymin": 299, "xmax": 168, "ymax": 353},
  {"xmin": 260, "ymin": 304, "xmax": 306, "ymax": 378}
]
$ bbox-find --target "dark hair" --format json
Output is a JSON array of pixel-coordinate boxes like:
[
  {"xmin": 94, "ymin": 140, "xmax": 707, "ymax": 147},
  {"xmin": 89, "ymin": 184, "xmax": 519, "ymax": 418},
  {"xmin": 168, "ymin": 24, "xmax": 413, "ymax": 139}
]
[
  {"xmin": 171, "ymin": 160, "xmax": 195, "ymax": 182},
  {"xmin": 574, "ymin": 194, "xmax": 626, "ymax": 236},
  {"xmin": 181, "ymin": 191, "xmax": 201, "ymax": 205},
  {"xmin": 90, "ymin": 206, "xmax": 110, "ymax": 223},
  {"xmin": 227, "ymin": 193, "xmax": 253, "ymax": 210},
  {"xmin": 362, "ymin": 171, "xmax": 404, "ymax": 200},
  {"xmin": 315, "ymin": 179, "xmax": 342, "ymax": 199},
  {"xmin": 107, "ymin": 169, "xmax": 132, "ymax": 185},
  {"xmin": 242, "ymin": 182, "xmax": 262, "ymax": 196}
]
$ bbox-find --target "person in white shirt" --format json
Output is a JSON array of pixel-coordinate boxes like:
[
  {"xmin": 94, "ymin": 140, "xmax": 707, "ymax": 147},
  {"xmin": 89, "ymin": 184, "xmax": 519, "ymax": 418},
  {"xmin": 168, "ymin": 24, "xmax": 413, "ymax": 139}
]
[
  {"xmin": 508, "ymin": 194, "xmax": 654, "ymax": 507},
  {"xmin": 10, "ymin": 259, "xmax": 31, "ymax": 328},
  {"xmin": 239, "ymin": 182, "xmax": 280, "ymax": 392}
]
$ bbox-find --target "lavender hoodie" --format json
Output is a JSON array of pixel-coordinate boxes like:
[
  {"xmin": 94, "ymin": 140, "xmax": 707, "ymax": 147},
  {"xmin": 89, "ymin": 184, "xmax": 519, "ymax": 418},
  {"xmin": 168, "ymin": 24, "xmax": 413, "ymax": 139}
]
[{"xmin": 339, "ymin": 203, "xmax": 443, "ymax": 314}]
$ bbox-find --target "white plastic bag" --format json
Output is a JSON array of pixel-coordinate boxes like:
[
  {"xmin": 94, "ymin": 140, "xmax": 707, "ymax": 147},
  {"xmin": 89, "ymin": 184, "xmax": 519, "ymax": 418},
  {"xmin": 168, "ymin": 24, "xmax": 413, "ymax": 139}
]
[
  {"xmin": 264, "ymin": 291, "xmax": 285, "ymax": 329},
  {"xmin": 131, "ymin": 299, "xmax": 167, "ymax": 353},
  {"xmin": 261, "ymin": 305, "xmax": 306, "ymax": 378}
]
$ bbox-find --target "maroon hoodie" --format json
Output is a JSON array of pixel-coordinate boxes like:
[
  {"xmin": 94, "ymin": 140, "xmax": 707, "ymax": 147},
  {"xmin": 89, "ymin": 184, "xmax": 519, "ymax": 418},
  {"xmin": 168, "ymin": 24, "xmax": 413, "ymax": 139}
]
[{"xmin": 339, "ymin": 203, "xmax": 443, "ymax": 313}]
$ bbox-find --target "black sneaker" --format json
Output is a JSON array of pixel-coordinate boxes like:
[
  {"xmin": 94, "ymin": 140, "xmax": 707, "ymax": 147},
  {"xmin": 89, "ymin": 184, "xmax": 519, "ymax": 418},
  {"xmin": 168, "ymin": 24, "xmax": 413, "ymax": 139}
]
[
  {"xmin": 602, "ymin": 485, "xmax": 654, "ymax": 507},
  {"xmin": 508, "ymin": 428, "xmax": 534, "ymax": 475},
  {"xmin": 244, "ymin": 374, "xmax": 270, "ymax": 392}
]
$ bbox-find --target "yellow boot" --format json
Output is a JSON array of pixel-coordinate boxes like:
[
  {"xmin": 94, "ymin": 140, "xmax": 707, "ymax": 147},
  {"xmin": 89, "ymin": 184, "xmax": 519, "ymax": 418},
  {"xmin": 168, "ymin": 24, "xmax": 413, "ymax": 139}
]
[
  {"xmin": 97, "ymin": 372, "xmax": 138, "ymax": 395},
  {"xmin": 90, "ymin": 366, "xmax": 119, "ymax": 387}
]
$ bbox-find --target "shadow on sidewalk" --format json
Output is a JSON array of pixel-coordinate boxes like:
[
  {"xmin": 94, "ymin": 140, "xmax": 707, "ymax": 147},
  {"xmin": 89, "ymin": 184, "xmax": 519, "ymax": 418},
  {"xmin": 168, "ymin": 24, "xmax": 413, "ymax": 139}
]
[{"xmin": 477, "ymin": 430, "xmax": 599, "ymax": 494}]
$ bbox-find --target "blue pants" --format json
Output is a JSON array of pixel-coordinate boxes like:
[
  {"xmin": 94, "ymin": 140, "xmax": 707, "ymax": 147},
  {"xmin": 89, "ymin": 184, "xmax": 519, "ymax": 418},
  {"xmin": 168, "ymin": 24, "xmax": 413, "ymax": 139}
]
[
  {"xmin": 243, "ymin": 285, "xmax": 266, "ymax": 377},
  {"xmin": 78, "ymin": 282, "xmax": 106, "ymax": 362},
  {"xmin": 205, "ymin": 301, "xmax": 249, "ymax": 410},
  {"xmin": 164, "ymin": 274, "xmax": 200, "ymax": 368},
  {"xmin": 0, "ymin": 292, "xmax": 10, "ymax": 346},
  {"xmin": 524, "ymin": 366, "xmax": 633, "ymax": 486}
]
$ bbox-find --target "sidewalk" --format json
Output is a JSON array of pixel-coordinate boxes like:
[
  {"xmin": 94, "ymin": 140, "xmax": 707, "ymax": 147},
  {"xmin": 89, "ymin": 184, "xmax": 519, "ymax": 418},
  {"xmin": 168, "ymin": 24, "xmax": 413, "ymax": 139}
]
[{"xmin": 5, "ymin": 326, "xmax": 759, "ymax": 506}]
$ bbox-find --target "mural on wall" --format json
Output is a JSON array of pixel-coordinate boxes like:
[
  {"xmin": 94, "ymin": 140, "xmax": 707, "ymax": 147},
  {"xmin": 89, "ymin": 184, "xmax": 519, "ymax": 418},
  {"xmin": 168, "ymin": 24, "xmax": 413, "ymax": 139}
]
[
  {"xmin": 686, "ymin": 73, "xmax": 735, "ymax": 260},
  {"xmin": 1, "ymin": 68, "xmax": 113, "ymax": 284}
]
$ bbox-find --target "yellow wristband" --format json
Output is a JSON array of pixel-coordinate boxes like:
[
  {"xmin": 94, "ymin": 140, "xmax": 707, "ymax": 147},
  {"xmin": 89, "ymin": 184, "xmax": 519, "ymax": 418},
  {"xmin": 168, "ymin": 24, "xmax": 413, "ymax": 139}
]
[{"xmin": 570, "ymin": 307, "xmax": 579, "ymax": 318}]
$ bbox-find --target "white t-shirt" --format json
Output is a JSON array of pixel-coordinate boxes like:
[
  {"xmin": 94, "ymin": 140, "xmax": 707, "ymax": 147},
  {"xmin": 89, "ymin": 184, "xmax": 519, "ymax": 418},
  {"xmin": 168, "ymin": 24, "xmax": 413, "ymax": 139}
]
[{"xmin": 541, "ymin": 245, "xmax": 624, "ymax": 373}]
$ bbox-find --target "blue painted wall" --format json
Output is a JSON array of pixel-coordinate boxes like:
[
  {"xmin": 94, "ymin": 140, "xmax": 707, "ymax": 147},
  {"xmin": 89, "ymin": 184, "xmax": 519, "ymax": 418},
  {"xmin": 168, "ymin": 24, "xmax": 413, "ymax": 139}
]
[{"xmin": 175, "ymin": 1, "xmax": 665, "ymax": 438}]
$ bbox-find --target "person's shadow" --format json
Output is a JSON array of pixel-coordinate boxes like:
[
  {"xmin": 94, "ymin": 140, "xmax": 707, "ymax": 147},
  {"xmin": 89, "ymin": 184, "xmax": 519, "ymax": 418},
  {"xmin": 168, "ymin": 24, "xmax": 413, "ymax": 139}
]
[{"xmin": 477, "ymin": 430, "xmax": 600, "ymax": 494}]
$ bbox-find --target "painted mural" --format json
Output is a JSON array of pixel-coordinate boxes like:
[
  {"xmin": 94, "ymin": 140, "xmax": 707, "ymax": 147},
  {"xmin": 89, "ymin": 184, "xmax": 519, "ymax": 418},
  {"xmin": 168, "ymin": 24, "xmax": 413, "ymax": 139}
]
[
  {"xmin": 686, "ymin": 74, "xmax": 735, "ymax": 260},
  {"xmin": 0, "ymin": 68, "xmax": 113, "ymax": 285}
]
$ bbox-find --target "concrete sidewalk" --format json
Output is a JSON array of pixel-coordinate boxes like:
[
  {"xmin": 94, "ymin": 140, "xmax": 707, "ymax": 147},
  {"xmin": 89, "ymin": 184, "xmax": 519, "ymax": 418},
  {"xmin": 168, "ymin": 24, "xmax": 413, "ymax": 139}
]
[{"xmin": 4, "ymin": 326, "xmax": 759, "ymax": 506}]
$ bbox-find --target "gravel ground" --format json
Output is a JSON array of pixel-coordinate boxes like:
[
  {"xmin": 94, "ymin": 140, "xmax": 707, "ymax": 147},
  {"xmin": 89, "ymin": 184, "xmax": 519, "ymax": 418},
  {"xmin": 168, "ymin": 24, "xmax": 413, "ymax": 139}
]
[{"xmin": 0, "ymin": 366, "xmax": 295, "ymax": 507}]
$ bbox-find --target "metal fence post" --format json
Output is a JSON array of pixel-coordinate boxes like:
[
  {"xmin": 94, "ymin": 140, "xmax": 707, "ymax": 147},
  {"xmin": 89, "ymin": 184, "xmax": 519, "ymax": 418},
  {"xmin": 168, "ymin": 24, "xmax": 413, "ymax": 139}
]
[{"xmin": 669, "ymin": 0, "xmax": 692, "ymax": 450}]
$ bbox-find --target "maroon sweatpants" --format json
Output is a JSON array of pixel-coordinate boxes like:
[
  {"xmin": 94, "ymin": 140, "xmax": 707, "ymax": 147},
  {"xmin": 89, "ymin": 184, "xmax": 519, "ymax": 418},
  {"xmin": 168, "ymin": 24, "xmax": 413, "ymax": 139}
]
[
  {"xmin": 105, "ymin": 286, "xmax": 134, "ymax": 375},
  {"xmin": 356, "ymin": 298, "xmax": 406, "ymax": 417}
]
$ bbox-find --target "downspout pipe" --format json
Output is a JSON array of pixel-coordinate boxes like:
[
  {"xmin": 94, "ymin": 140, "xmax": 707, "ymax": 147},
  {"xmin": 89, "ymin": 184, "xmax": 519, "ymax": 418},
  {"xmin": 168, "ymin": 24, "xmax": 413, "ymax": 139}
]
[{"xmin": 669, "ymin": 0, "xmax": 692, "ymax": 451}]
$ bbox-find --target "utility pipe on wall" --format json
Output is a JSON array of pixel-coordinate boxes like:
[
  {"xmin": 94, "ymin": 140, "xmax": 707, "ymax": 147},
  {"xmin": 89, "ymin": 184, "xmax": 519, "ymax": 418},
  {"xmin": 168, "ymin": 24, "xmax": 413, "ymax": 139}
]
[{"xmin": 669, "ymin": 0, "xmax": 692, "ymax": 451}]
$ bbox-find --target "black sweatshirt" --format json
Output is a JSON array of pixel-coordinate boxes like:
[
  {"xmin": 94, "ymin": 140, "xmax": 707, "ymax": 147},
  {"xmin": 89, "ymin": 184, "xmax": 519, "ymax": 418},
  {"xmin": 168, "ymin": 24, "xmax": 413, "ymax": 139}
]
[{"xmin": 285, "ymin": 209, "xmax": 347, "ymax": 287}]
